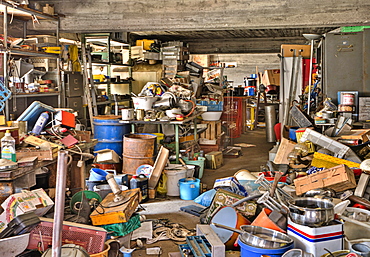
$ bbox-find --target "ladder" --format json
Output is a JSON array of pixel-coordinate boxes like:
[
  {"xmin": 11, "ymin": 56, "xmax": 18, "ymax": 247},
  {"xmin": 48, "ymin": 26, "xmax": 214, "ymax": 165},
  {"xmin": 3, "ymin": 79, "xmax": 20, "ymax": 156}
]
[
  {"xmin": 253, "ymin": 86, "xmax": 268, "ymax": 129},
  {"xmin": 81, "ymin": 43, "xmax": 98, "ymax": 133}
]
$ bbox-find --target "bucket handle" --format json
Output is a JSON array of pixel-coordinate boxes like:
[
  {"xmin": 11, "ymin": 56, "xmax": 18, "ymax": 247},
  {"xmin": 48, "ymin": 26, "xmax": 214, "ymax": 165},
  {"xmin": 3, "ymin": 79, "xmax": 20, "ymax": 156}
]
[{"xmin": 106, "ymin": 169, "xmax": 117, "ymax": 175}]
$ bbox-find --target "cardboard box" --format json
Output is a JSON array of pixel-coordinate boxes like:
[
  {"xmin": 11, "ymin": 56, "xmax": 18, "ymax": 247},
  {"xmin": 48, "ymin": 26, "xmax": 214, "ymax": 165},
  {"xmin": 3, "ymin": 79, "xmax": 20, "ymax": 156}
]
[
  {"xmin": 205, "ymin": 151, "xmax": 223, "ymax": 169},
  {"xmin": 281, "ymin": 44, "xmax": 311, "ymax": 58},
  {"xmin": 339, "ymin": 129, "xmax": 370, "ymax": 142},
  {"xmin": 42, "ymin": 4, "xmax": 54, "ymax": 15},
  {"xmin": 294, "ymin": 164, "xmax": 356, "ymax": 195},
  {"xmin": 0, "ymin": 189, "xmax": 54, "ymax": 233},
  {"xmin": 262, "ymin": 69, "xmax": 280, "ymax": 86},
  {"xmin": 204, "ymin": 189, "xmax": 257, "ymax": 224},
  {"xmin": 287, "ymin": 218, "xmax": 343, "ymax": 257},
  {"xmin": 213, "ymin": 176, "xmax": 248, "ymax": 196},
  {"xmin": 359, "ymin": 97, "xmax": 370, "ymax": 121},
  {"xmin": 75, "ymin": 130, "xmax": 91, "ymax": 143},
  {"xmin": 0, "ymin": 126, "xmax": 20, "ymax": 144},
  {"xmin": 94, "ymin": 149, "xmax": 120, "ymax": 163},
  {"xmin": 17, "ymin": 156, "xmax": 38, "ymax": 167}
]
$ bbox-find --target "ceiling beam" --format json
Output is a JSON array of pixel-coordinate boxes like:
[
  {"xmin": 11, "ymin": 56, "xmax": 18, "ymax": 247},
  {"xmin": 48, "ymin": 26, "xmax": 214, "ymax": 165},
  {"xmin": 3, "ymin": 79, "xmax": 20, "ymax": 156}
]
[{"xmin": 187, "ymin": 37, "xmax": 307, "ymax": 54}]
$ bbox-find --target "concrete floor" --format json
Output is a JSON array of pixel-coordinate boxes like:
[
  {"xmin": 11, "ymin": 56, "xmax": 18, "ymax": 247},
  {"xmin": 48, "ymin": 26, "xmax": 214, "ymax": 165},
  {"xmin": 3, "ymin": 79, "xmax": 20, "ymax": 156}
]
[{"xmin": 131, "ymin": 128, "xmax": 274, "ymax": 256}]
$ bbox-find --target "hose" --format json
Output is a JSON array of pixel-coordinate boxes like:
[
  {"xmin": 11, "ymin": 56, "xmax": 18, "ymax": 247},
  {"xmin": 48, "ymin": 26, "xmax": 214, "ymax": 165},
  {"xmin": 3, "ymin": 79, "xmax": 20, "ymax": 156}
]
[{"xmin": 183, "ymin": 99, "xmax": 196, "ymax": 118}]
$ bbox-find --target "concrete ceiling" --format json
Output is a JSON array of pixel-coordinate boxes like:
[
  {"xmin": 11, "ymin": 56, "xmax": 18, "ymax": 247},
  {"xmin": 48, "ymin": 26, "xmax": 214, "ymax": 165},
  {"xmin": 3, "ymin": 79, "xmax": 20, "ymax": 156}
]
[{"xmin": 24, "ymin": 0, "xmax": 370, "ymax": 54}]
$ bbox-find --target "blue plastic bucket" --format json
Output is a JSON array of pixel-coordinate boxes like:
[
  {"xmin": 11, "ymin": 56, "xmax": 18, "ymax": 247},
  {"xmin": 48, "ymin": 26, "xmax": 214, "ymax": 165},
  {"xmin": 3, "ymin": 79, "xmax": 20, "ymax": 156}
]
[
  {"xmin": 89, "ymin": 168, "xmax": 109, "ymax": 181},
  {"xmin": 93, "ymin": 115, "xmax": 130, "ymax": 156},
  {"xmin": 179, "ymin": 178, "xmax": 200, "ymax": 200},
  {"xmin": 85, "ymin": 179, "xmax": 107, "ymax": 191},
  {"xmin": 238, "ymin": 238, "xmax": 294, "ymax": 257}
]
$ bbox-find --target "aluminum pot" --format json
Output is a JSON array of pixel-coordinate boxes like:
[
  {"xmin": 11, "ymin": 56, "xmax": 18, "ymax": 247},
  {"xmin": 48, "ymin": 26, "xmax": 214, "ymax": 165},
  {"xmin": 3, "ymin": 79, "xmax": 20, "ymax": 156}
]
[{"xmin": 288, "ymin": 197, "xmax": 334, "ymax": 227}]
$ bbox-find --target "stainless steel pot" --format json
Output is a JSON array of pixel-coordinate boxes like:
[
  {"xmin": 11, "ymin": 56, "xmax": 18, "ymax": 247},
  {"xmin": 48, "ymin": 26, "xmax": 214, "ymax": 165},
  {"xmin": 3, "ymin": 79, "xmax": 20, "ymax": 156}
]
[
  {"xmin": 212, "ymin": 223, "xmax": 293, "ymax": 249},
  {"xmin": 288, "ymin": 197, "xmax": 334, "ymax": 227}
]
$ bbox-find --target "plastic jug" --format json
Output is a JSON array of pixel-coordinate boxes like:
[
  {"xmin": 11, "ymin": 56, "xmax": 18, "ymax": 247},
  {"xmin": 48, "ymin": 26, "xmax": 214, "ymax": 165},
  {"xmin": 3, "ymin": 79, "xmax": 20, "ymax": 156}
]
[{"xmin": 1, "ymin": 130, "xmax": 16, "ymax": 162}]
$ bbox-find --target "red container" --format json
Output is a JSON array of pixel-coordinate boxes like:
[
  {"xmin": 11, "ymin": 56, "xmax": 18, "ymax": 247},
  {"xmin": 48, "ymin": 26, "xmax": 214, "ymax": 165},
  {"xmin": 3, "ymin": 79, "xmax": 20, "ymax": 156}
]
[
  {"xmin": 259, "ymin": 171, "xmax": 287, "ymax": 183},
  {"xmin": 92, "ymin": 162, "xmax": 122, "ymax": 174}
]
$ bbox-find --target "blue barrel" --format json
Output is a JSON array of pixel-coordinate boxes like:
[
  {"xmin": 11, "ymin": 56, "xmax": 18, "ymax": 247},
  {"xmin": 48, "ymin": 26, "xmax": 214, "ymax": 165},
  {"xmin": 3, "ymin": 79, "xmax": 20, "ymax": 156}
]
[{"xmin": 93, "ymin": 115, "xmax": 130, "ymax": 156}]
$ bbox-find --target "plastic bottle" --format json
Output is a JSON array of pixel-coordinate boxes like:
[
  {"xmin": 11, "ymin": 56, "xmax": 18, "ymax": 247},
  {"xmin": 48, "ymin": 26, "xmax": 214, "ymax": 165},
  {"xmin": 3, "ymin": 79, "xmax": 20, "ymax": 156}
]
[
  {"xmin": 1, "ymin": 130, "xmax": 16, "ymax": 162},
  {"xmin": 31, "ymin": 111, "xmax": 49, "ymax": 135},
  {"xmin": 130, "ymin": 175, "xmax": 138, "ymax": 189}
]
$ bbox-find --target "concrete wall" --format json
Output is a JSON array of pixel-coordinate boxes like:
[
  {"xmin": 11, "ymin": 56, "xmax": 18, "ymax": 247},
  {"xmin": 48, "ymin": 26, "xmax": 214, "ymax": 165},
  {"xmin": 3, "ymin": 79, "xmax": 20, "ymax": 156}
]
[
  {"xmin": 31, "ymin": 0, "xmax": 370, "ymax": 33},
  {"xmin": 209, "ymin": 53, "xmax": 280, "ymax": 86}
]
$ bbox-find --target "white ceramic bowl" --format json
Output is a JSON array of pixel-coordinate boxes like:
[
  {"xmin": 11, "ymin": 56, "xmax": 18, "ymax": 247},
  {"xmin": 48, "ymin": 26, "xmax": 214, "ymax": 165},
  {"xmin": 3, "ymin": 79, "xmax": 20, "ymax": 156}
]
[
  {"xmin": 201, "ymin": 111, "xmax": 222, "ymax": 121},
  {"xmin": 165, "ymin": 108, "xmax": 182, "ymax": 118}
]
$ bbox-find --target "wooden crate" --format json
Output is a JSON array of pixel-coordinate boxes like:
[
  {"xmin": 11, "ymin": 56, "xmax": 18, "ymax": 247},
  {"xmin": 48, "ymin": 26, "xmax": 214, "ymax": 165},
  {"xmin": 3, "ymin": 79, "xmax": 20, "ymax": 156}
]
[
  {"xmin": 200, "ymin": 144, "xmax": 220, "ymax": 154},
  {"xmin": 205, "ymin": 151, "xmax": 223, "ymax": 169},
  {"xmin": 294, "ymin": 164, "xmax": 356, "ymax": 195},
  {"xmin": 200, "ymin": 120, "xmax": 222, "ymax": 140},
  {"xmin": 16, "ymin": 147, "xmax": 58, "ymax": 161}
]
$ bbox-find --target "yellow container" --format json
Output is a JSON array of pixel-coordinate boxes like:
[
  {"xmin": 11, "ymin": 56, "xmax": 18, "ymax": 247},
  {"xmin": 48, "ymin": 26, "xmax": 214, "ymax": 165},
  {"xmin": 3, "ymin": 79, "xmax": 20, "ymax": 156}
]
[
  {"xmin": 311, "ymin": 152, "xmax": 360, "ymax": 169},
  {"xmin": 151, "ymin": 133, "xmax": 164, "ymax": 145},
  {"xmin": 90, "ymin": 242, "xmax": 110, "ymax": 257},
  {"xmin": 136, "ymin": 39, "xmax": 156, "ymax": 50}
]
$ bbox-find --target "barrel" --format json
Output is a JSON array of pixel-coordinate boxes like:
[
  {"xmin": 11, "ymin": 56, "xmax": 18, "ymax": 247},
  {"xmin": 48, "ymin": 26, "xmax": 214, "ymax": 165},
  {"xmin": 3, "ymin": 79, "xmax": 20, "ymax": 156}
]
[
  {"xmin": 123, "ymin": 133, "xmax": 157, "ymax": 157},
  {"xmin": 122, "ymin": 133, "xmax": 157, "ymax": 174},
  {"xmin": 93, "ymin": 115, "xmax": 130, "ymax": 156}
]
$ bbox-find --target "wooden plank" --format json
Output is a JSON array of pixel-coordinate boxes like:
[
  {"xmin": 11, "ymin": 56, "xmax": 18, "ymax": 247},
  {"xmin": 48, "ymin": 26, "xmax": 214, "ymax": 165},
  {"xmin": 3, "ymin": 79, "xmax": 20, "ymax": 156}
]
[
  {"xmin": 69, "ymin": 155, "xmax": 85, "ymax": 191},
  {"xmin": 210, "ymin": 122, "xmax": 216, "ymax": 140},
  {"xmin": 274, "ymin": 138, "xmax": 296, "ymax": 164}
]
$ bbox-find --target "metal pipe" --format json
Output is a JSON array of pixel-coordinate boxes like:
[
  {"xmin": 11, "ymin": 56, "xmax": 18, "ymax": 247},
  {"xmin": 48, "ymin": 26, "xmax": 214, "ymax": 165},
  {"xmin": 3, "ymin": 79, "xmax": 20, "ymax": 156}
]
[
  {"xmin": 265, "ymin": 105, "xmax": 276, "ymax": 142},
  {"xmin": 307, "ymin": 40, "xmax": 314, "ymax": 115},
  {"xmin": 255, "ymin": 174, "xmax": 292, "ymax": 200},
  {"xmin": 52, "ymin": 150, "xmax": 69, "ymax": 257}
]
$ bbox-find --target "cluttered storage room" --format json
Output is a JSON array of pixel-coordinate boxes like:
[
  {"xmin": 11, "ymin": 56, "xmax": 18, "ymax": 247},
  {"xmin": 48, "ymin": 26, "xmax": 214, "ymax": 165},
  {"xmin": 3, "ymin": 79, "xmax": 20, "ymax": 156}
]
[{"xmin": 0, "ymin": 1, "xmax": 370, "ymax": 257}]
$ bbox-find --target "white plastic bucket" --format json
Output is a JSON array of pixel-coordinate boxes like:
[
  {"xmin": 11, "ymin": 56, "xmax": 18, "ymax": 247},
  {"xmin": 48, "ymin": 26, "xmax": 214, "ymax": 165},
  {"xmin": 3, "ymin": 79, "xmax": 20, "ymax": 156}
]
[
  {"xmin": 185, "ymin": 165, "xmax": 195, "ymax": 177},
  {"xmin": 132, "ymin": 97, "xmax": 158, "ymax": 110},
  {"xmin": 164, "ymin": 168, "xmax": 187, "ymax": 196}
]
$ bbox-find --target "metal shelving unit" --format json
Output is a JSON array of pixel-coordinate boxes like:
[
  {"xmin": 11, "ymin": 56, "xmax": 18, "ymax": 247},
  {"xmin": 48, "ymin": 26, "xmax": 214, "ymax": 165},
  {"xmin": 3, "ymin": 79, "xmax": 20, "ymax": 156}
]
[
  {"xmin": 0, "ymin": 3, "xmax": 61, "ymax": 120},
  {"xmin": 82, "ymin": 33, "xmax": 132, "ymax": 96}
]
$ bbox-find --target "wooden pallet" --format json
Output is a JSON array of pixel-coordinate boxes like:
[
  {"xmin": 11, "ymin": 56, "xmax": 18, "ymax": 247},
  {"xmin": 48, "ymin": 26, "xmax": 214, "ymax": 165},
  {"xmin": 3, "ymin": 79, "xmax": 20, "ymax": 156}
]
[{"xmin": 200, "ymin": 120, "xmax": 222, "ymax": 140}]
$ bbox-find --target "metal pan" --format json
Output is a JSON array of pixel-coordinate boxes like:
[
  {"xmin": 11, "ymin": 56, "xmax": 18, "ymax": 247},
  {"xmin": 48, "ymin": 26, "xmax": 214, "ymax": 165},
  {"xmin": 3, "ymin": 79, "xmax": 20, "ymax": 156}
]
[{"xmin": 212, "ymin": 223, "xmax": 293, "ymax": 249}]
